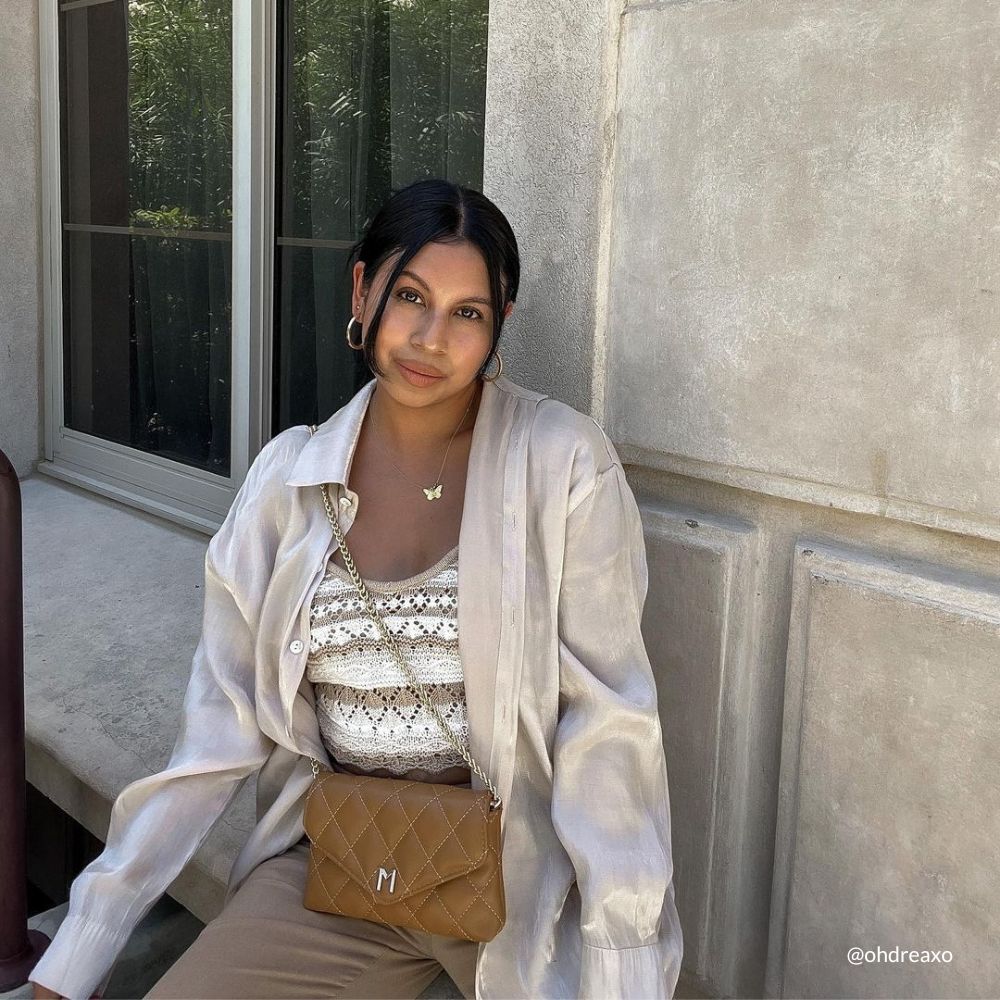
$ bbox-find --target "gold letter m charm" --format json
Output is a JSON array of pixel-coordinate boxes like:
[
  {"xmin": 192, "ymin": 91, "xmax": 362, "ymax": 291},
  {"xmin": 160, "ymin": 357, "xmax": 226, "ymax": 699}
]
[{"xmin": 375, "ymin": 867, "xmax": 398, "ymax": 894}]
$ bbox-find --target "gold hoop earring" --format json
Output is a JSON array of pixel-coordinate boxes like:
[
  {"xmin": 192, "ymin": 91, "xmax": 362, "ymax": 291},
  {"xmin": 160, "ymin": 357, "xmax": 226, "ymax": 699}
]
[
  {"xmin": 345, "ymin": 315, "xmax": 365, "ymax": 350},
  {"xmin": 480, "ymin": 350, "xmax": 503, "ymax": 382}
]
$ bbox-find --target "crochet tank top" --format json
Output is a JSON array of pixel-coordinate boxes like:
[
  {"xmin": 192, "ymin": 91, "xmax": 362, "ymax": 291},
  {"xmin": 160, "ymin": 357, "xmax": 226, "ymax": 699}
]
[{"xmin": 306, "ymin": 544, "xmax": 470, "ymax": 777}]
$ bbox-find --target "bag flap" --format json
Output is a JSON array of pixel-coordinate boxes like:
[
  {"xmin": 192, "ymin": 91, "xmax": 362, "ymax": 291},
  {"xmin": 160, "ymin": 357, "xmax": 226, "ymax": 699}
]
[{"xmin": 303, "ymin": 773, "xmax": 491, "ymax": 902}]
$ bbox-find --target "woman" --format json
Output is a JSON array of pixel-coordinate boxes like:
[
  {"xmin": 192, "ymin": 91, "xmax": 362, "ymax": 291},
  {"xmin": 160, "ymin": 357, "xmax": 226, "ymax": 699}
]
[{"xmin": 31, "ymin": 179, "xmax": 683, "ymax": 1000}]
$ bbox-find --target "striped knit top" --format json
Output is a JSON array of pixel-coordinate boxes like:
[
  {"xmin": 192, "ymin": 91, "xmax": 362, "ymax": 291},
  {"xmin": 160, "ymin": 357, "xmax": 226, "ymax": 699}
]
[{"xmin": 305, "ymin": 544, "xmax": 470, "ymax": 776}]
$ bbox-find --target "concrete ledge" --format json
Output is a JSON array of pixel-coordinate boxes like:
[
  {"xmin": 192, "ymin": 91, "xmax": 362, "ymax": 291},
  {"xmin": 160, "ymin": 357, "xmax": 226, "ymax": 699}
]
[
  {"xmin": 19, "ymin": 476, "xmax": 462, "ymax": 997},
  {"xmin": 21, "ymin": 475, "xmax": 247, "ymax": 923}
]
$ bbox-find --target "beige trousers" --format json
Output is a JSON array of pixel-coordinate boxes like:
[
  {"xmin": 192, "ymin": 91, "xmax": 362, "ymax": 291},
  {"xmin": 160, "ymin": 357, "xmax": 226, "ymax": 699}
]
[{"xmin": 145, "ymin": 838, "xmax": 479, "ymax": 999}]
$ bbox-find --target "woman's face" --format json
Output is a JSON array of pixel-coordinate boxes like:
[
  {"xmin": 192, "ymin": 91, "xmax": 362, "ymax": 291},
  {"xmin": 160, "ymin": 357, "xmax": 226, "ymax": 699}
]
[{"xmin": 351, "ymin": 239, "xmax": 513, "ymax": 408}]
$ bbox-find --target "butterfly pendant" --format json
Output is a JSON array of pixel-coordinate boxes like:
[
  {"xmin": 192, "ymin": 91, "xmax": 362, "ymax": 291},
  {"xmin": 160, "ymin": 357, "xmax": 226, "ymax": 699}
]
[{"xmin": 422, "ymin": 484, "xmax": 444, "ymax": 501}]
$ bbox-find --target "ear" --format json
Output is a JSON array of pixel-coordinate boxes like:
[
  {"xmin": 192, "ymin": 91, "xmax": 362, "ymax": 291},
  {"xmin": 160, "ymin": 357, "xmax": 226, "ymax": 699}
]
[
  {"xmin": 502, "ymin": 300, "xmax": 515, "ymax": 322},
  {"xmin": 351, "ymin": 261, "xmax": 367, "ymax": 320}
]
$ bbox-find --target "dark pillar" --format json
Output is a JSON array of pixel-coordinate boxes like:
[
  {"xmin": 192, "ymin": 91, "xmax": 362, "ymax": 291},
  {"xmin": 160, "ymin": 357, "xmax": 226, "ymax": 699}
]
[{"xmin": 0, "ymin": 449, "xmax": 50, "ymax": 990}]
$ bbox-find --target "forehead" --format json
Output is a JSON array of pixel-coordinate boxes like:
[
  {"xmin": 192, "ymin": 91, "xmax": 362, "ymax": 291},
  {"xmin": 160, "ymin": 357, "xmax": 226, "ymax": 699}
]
[{"xmin": 394, "ymin": 240, "xmax": 490, "ymax": 292}]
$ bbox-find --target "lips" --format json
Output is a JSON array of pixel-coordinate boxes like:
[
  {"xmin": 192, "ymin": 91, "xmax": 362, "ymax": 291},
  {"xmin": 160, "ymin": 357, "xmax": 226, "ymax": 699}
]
[{"xmin": 398, "ymin": 360, "xmax": 445, "ymax": 378}]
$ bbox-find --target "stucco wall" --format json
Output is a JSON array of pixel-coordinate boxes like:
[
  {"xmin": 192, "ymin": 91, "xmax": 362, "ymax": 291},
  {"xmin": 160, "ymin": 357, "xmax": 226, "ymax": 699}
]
[
  {"xmin": 486, "ymin": 1, "xmax": 1000, "ymax": 997},
  {"xmin": 482, "ymin": 0, "xmax": 620, "ymax": 414},
  {"xmin": 0, "ymin": 0, "xmax": 42, "ymax": 479},
  {"xmin": 607, "ymin": 0, "xmax": 1000, "ymax": 531}
]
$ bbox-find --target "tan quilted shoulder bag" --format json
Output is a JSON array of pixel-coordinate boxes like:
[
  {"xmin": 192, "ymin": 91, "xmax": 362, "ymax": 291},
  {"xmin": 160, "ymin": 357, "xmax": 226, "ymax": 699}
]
[{"xmin": 301, "ymin": 470, "xmax": 506, "ymax": 943}]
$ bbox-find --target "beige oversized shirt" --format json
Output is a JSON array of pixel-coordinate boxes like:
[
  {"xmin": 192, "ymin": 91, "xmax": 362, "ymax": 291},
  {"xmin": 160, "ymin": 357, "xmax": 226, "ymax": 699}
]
[{"xmin": 30, "ymin": 374, "xmax": 683, "ymax": 999}]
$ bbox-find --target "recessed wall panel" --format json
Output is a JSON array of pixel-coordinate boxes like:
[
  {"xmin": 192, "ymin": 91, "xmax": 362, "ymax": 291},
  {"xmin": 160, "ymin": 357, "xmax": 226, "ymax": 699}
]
[
  {"xmin": 769, "ymin": 542, "xmax": 1000, "ymax": 998},
  {"xmin": 640, "ymin": 503, "xmax": 757, "ymax": 986}
]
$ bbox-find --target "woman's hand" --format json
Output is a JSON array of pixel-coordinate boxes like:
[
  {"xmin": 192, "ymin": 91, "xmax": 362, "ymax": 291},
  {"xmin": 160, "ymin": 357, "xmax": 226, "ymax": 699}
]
[{"xmin": 31, "ymin": 982, "xmax": 65, "ymax": 999}]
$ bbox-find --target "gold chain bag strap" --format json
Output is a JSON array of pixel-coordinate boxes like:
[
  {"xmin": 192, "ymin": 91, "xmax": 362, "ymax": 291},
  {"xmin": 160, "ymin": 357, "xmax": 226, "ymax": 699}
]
[{"xmin": 301, "ymin": 444, "xmax": 505, "ymax": 942}]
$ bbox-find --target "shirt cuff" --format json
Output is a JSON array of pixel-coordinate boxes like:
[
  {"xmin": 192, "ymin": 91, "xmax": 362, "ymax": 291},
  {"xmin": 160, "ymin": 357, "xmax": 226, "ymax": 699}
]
[
  {"xmin": 29, "ymin": 913, "xmax": 126, "ymax": 1000},
  {"xmin": 579, "ymin": 940, "xmax": 678, "ymax": 1000}
]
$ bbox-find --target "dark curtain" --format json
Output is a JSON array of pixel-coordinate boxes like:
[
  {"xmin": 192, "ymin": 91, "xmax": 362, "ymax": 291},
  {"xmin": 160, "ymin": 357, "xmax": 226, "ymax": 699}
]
[
  {"xmin": 60, "ymin": 0, "xmax": 233, "ymax": 475},
  {"xmin": 272, "ymin": 0, "xmax": 489, "ymax": 433}
]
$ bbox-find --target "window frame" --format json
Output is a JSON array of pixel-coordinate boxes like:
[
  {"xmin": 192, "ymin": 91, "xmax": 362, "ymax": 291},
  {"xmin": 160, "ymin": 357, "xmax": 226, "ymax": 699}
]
[{"xmin": 37, "ymin": 0, "xmax": 277, "ymax": 534}]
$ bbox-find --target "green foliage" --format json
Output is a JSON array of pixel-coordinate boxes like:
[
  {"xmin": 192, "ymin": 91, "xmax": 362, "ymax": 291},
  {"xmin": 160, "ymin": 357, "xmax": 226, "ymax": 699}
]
[
  {"xmin": 127, "ymin": 0, "xmax": 233, "ymax": 231},
  {"xmin": 286, "ymin": 0, "xmax": 488, "ymax": 240},
  {"xmin": 121, "ymin": 0, "xmax": 487, "ymax": 237}
]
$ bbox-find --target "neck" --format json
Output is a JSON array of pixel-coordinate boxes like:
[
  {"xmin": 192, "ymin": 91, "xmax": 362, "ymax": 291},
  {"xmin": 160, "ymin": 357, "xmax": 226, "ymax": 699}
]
[{"xmin": 369, "ymin": 379, "xmax": 483, "ymax": 454}]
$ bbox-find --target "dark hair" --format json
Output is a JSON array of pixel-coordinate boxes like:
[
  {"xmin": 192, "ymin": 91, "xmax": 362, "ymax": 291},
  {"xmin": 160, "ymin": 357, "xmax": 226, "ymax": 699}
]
[{"xmin": 347, "ymin": 178, "xmax": 520, "ymax": 379}]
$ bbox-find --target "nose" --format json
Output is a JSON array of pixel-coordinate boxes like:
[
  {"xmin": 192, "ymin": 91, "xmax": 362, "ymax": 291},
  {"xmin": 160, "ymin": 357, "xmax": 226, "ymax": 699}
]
[{"xmin": 410, "ymin": 308, "xmax": 450, "ymax": 353}]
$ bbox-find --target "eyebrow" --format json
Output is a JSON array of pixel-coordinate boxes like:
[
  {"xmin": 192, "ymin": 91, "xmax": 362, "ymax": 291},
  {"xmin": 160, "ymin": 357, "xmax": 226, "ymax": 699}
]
[{"xmin": 398, "ymin": 269, "xmax": 492, "ymax": 307}]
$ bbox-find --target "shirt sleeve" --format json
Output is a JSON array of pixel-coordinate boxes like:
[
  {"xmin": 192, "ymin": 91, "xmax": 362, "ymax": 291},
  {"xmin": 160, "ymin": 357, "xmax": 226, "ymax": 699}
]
[
  {"xmin": 550, "ymin": 457, "xmax": 684, "ymax": 1000},
  {"xmin": 28, "ymin": 450, "xmax": 283, "ymax": 1000}
]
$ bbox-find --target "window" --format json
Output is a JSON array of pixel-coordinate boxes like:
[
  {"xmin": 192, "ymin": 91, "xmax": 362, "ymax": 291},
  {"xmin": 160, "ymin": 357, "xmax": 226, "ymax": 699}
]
[
  {"xmin": 59, "ymin": 0, "xmax": 233, "ymax": 475},
  {"xmin": 39, "ymin": 0, "xmax": 489, "ymax": 532},
  {"xmin": 272, "ymin": 0, "xmax": 489, "ymax": 432}
]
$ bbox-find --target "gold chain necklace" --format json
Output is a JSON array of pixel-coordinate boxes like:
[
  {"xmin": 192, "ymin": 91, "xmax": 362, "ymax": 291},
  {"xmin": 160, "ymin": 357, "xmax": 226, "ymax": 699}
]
[{"xmin": 370, "ymin": 390, "xmax": 476, "ymax": 501}]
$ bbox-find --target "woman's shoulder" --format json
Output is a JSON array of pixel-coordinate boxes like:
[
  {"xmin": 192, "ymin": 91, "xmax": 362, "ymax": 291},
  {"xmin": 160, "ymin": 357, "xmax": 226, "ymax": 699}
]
[
  {"xmin": 228, "ymin": 424, "xmax": 313, "ymax": 521},
  {"xmin": 522, "ymin": 394, "xmax": 623, "ymax": 513},
  {"xmin": 247, "ymin": 424, "xmax": 312, "ymax": 485},
  {"xmin": 529, "ymin": 396, "xmax": 621, "ymax": 476}
]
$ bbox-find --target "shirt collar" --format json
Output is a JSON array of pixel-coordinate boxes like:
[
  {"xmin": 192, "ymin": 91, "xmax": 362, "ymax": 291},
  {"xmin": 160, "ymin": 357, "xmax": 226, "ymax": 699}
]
[{"xmin": 283, "ymin": 373, "xmax": 510, "ymax": 489}]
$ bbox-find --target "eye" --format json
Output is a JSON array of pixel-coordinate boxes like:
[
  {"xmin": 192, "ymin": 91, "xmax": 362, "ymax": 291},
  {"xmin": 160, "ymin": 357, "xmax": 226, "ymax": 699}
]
[
  {"xmin": 397, "ymin": 288, "xmax": 422, "ymax": 304},
  {"xmin": 458, "ymin": 306, "xmax": 484, "ymax": 321}
]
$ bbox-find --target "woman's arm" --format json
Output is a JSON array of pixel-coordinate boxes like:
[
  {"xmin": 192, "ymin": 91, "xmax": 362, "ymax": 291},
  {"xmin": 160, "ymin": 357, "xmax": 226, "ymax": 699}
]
[
  {"xmin": 550, "ymin": 452, "xmax": 684, "ymax": 1000},
  {"xmin": 27, "ymin": 438, "xmax": 294, "ymax": 1000}
]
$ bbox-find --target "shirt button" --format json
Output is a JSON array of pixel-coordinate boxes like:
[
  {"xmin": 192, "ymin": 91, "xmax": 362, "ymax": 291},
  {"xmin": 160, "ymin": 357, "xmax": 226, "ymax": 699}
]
[
  {"xmin": 339, "ymin": 496, "xmax": 353, "ymax": 508},
  {"xmin": 289, "ymin": 639, "xmax": 305, "ymax": 655}
]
